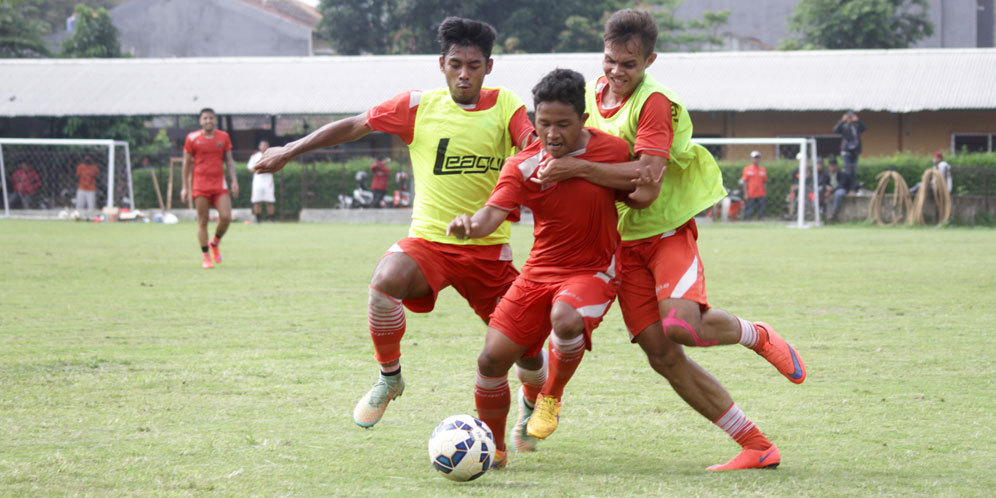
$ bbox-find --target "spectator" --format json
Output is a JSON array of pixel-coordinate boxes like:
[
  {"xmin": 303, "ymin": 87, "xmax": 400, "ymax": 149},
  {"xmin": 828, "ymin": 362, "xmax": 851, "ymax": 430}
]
[
  {"xmin": 741, "ymin": 150, "xmax": 767, "ymax": 220},
  {"xmin": 369, "ymin": 158, "xmax": 390, "ymax": 208},
  {"xmin": 833, "ymin": 111, "xmax": 866, "ymax": 192},
  {"xmin": 246, "ymin": 140, "xmax": 277, "ymax": 222},
  {"xmin": 785, "ymin": 157, "xmax": 829, "ymax": 220},
  {"xmin": 910, "ymin": 151, "xmax": 954, "ymax": 195},
  {"xmin": 827, "ymin": 158, "xmax": 853, "ymax": 221},
  {"xmin": 75, "ymin": 155, "xmax": 100, "ymax": 215},
  {"xmin": 10, "ymin": 162, "xmax": 42, "ymax": 209}
]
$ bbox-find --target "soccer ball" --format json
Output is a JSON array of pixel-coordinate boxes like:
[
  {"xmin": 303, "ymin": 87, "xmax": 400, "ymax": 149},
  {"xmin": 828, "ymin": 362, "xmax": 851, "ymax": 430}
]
[{"xmin": 427, "ymin": 415, "xmax": 495, "ymax": 482}]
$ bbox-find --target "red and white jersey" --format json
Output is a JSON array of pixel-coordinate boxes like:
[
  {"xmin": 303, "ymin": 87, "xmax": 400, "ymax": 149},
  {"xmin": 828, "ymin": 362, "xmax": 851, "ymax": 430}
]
[
  {"xmin": 184, "ymin": 129, "xmax": 232, "ymax": 191},
  {"xmin": 487, "ymin": 128, "xmax": 632, "ymax": 282}
]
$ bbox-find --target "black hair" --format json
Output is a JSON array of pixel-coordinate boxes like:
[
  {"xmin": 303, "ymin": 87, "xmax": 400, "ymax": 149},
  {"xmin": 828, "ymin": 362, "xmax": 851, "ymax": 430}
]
[
  {"xmin": 199, "ymin": 107, "xmax": 216, "ymax": 117},
  {"xmin": 604, "ymin": 9, "xmax": 658, "ymax": 58},
  {"xmin": 532, "ymin": 68, "xmax": 586, "ymax": 118},
  {"xmin": 437, "ymin": 17, "xmax": 497, "ymax": 60}
]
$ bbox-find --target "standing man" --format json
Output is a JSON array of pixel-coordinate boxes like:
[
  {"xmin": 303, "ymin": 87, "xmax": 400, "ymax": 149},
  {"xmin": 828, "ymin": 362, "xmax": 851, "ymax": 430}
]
[
  {"xmin": 252, "ymin": 17, "xmax": 537, "ymax": 429},
  {"xmin": 246, "ymin": 140, "xmax": 276, "ymax": 223},
  {"xmin": 833, "ymin": 111, "xmax": 866, "ymax": 193},
  {"xmin": 75, "ymin": 155, "xmax": 100, "ymax": 216},
  {"xmin": 369, "ymin": 158, "xmax": 390, "ymax": 208},
  {"xmin": 181, "ymin": 107, "xmax": 239, "ymax": 269},
  {"xmin": 447, "ymin": 68, "xmax": 656, "ymax": 468},
  {"xmin": 741, "ymin": 150, "xmax": 767, "ymax": 221},
  {"xmin": 534, "ymin": 9, "xmax": 806, "ymax": 471},
  {"xmin": 10, "ymin": 162, "xmax": 41, "ymax": 209}
]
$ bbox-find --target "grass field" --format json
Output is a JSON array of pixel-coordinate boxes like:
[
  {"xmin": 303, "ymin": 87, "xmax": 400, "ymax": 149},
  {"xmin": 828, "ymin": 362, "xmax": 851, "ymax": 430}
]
[{"xmin": 2, "ymin": 219, "xmax": 994, "ymax": 496}]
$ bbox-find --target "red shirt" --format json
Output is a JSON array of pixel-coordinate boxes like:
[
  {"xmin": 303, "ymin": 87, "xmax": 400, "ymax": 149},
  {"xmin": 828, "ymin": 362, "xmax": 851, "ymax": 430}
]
[
  {"xmin": 12, "ymin": 167, "xmax": 41, "ymax": 195},
  {"xmin": 593, "ymin": 76, "xmax": 674, "ymax": 159},
  {"xmin": 76, "ymin": 162, "xmax": 100, "ymax": 191},
  {"xmin": 366, "ymin": 89, "xmax": 535, "ymax": 149},
  {"xmin": 741, "ymin": 164, "xmax": 767, "ymax": 198},
  {"xmin": 370, "ymin": 160, "xmax": 390, "ymax": 191},
  {"xmin": 487, "ymin": 128, "xmax": 632, "ymax": 282},
  {"xmin": 184, "ymin": 129, "xmax": 232, "ymax": 191}
]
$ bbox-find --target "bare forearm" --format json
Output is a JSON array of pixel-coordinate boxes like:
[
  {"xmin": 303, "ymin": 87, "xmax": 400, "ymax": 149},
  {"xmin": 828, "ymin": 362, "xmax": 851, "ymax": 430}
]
[
  {"xmin": 282, "ymin": 114, "xmax": 371, "ymax": 158},
  {"xmin": 468, "ymin": 206, "xmax": 508, "ymax": 238}
]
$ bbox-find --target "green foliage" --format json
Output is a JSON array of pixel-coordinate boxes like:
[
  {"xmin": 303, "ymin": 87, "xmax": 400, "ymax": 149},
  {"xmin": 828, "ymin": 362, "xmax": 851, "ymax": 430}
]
[
  {"xmin": 31, "ymin": 0, "xmax": 124, "ymax": 36},
  {"xmin": 652, "ymin": 1, "xmax": 730, "ymax": 52},
  {"xmin": 131, "ymin": 157, "xmax": 405, "ymax": 217},
  {"xmin": 782, "ymin": 0, "xmax": 933, "ymax": 49},
  {"xmin": 316, "ymin": 0, "xmax": 628, "ymax": 54},
  {"xmin": 60, "ymin": 4, "xmax": 121, "ymax": 58},
  {"xmin": 0, "ymin": 0, "xmax": 51, "ymax": 57}
]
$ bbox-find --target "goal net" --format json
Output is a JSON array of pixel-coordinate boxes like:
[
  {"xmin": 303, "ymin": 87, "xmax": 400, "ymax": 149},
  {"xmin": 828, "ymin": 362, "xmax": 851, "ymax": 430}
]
[
  {"xmin": 1, "ymin": 138, "xmax": 133, "ymax": 218},
  {"xmin": 692, "ymin": 137, "xmax": 821, "ymax": 228}
]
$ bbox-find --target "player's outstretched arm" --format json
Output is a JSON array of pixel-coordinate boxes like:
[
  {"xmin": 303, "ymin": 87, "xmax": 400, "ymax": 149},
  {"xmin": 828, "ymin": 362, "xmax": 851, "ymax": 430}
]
[
  {"xmin": 253, "ymin": 114, "xmax": 372, "ymax": 173},
  {"xmin": 225, "ymin": 150, "xmax": 239, "ymax": 198},
  {"xmin": 446, "ymin": 206, "xmax": 508, "ymax": 240}
]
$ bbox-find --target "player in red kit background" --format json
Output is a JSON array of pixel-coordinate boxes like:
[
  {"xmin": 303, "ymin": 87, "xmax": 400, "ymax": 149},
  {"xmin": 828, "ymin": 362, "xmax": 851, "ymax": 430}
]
[{"xmin": 181, "ymin": 107, "xmax": 239, "ymax": 269}]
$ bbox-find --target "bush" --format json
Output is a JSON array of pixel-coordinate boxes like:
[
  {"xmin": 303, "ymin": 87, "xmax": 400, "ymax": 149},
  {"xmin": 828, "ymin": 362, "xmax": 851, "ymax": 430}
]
[{"xmin": 131, "ymin": 157, "xmax": 405, "ymax": 219}]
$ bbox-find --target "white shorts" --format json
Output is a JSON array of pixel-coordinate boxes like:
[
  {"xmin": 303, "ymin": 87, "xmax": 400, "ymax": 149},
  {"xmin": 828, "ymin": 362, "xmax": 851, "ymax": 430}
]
[{"xmin": 251, "ymin": 175, "xmax": 275, "ymax": 203}]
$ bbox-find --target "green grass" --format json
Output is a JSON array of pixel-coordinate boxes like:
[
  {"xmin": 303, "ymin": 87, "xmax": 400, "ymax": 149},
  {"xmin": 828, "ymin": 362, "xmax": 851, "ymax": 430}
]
[{"xmin": 1, "ymin": 219, "xmax": 994, "ymax": 496}]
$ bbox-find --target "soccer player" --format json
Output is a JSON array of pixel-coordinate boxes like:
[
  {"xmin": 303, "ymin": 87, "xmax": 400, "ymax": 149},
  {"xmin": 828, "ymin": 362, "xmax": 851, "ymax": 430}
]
[
  {"xmin": 246, "ymin": 140, "xmax": 276, "ymax": 223},
  {"xmin": 533, "ymin": 9, "xmax": 807, "ymax": 471},
  {"xmin": 251, "ymin": 17, "xmax": 537, "ymax": 429},
  {"xmin": 447, "ymin": 68, "xmax": 658, "ymax": 469},
  {"xmin": 180, "ymin": 107, "xmax": 239, "ymax": 269}
]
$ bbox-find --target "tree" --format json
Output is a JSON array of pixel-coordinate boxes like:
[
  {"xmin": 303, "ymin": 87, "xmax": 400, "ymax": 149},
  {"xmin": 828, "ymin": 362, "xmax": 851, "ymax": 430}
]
[
  {"xmin": 554, "ymin": 15, "xmax": 605, "ymax": 53},
  {"xmin": 782, "ymin": 0, "xmax": 933, "ymax": 49},
  {"xmin": 32, "ymin": 0, "xmax": 124, "ymax": 36},
  {"xmin": 61, "ymin": 4, "xmax": 121, "ymax": 58},
  {"xmin": 317, "ymin": 0, "xmax": 394, "ymax": 55},
  {"xmin": 651, "ymin": 1, "xmax": 730, "ymax": 52},
  {"xmin": 0, "ymin": 0, "xmax": 51, "ymax": 57}
]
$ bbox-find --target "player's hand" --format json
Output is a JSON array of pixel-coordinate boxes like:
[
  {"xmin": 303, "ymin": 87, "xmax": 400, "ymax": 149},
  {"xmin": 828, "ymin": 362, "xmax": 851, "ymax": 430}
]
[
  {"xmin": 628, "ymin": 165, "xmax": 665, "ymax": 204},
  {"xmin": 446, "ymin": 214, "xmax": 474, "ymax": 239},
  {"xmin": 231, "ymin": 182, "xmax": 239, "ymax": 198},
  {"xmin": 531, "ymin": 156, "xmax": 584, "ymax": 185},
  {"xmin": 252, "ymin": 146, "xmax": 290, "ymax": 174},
  {"xmin": 180, "ymin": 187, "xmax": 188, "ymax": 203}
]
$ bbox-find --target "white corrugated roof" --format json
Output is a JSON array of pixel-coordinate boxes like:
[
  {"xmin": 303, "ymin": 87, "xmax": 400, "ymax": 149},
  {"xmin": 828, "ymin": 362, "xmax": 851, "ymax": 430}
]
[{"xmin": 2, "ymin": 48, "xmax": 995, "ymax": 117}]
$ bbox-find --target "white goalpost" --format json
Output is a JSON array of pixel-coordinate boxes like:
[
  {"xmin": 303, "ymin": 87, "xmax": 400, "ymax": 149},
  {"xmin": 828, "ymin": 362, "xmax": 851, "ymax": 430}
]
[
  {"xmin": 692, "ymin": 137, "xmax": 821, "ymax": 228},
  {"xmin": 0, "ymin": 138, "xmax": 134, "ymax": 218}
]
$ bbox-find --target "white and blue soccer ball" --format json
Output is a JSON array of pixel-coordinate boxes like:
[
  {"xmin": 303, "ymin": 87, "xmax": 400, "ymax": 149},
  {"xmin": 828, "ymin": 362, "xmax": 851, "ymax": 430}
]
[{"xmin": 427, "ymin": 414, "xmax": 495, "ymax": 482}]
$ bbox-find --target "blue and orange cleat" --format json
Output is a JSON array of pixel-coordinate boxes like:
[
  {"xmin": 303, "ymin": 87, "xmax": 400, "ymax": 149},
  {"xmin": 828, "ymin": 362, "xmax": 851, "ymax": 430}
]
[
  {"xmin": 491, "ymin": 449, "xmax": 508, "ymax": 470},
  {"xmin": 706, "ymin": 444, "xmax": 780, "ymax": 471},
  {"xmin": 209, "ymin": 242, "xmax": 222, "ymax": 263},
  {"xmin": 752, "ymin": 322, "xmax": 806, "ymax": 384}
]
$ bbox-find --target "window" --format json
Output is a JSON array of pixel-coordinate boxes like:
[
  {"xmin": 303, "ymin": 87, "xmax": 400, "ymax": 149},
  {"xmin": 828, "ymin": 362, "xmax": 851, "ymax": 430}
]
[
  {"xmin": 776, "ymin": 135, "xmax": 840, "ymax": 161},
  {"xmin": 952, "ymin": 133, "xmax": 994, "ymax": 153}
]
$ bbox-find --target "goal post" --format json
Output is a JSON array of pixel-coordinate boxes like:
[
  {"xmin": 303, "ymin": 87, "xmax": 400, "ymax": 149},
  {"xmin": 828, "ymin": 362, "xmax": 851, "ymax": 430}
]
[
  {"xmin": 0, "ymin": 138, "xmax": 134, "ymax": 218},
  {"xmin": 692, "ymin": 137, "xmax": 820, "ymax": 228}
]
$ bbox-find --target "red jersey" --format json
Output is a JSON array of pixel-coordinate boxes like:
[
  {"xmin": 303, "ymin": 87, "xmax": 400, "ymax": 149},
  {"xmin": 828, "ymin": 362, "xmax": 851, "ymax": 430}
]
[
  {"xmin": 593, "ymin": 76, "xmax": 674, "ymax": 159},
  {"xmin": 487, "ymin": 128, "xmax": 631, "ymax": 282},
  {"xmin": 184, "ymin": 129, "xmax": 232, "ymax": 191},
  {"xmin": 370, "ymin": 160, "xmax": 390, "ymax": 191},
  {"xmin": 741, "ymin": 164, "xmax": 767, "ymax": 198},
  {"xmin": 76, "ymin": 162, "xmax": 100, "ymax": 191},
  {"xmin": 365, "ymin": 88, "xmax": 535, "ymax": 149}
]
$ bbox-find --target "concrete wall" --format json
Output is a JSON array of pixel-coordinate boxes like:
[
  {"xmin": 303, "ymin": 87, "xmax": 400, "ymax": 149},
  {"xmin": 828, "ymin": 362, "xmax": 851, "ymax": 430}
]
[
  {"xmin": 112, "ymin": 0, "xmax": 312, "ymax": 57},
  {"xmin": 688, "ymin": 110, "xmax": 996, "ymax": 157}
]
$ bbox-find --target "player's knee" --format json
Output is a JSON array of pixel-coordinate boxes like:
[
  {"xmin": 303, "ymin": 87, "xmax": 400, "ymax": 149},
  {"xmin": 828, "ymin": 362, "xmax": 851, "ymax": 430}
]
[
  {"xmin": 477, "ymin": 350, "xmax": 508, "ymax": 378},
  {"xmin": 549, "ymin": 304, "xmax": 583, "ymax": 338},
  {"xmin": 644, "ymin": 341, "xmax": 686, "ymax": 378}
]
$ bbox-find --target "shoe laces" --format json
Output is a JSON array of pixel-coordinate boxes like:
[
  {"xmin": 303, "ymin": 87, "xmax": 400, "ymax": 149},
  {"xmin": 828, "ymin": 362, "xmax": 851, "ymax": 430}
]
[
  {"xmin": 368, "ymin": 378, "xmax": 399, "ymax": 405},
  {"xmin": 535, "ymin": 396, "xmax": 559, "ymax": 422}
]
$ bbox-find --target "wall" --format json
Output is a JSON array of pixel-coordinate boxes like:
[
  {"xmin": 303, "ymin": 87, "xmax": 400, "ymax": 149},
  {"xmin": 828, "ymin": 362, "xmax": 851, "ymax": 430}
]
[{"xmin": 111, "ymin": 0, "xmax": 312, "ymax": 57}]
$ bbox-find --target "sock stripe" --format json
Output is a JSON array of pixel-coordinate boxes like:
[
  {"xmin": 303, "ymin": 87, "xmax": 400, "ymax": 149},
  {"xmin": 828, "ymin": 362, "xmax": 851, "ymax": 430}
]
[
  {"xmin": 551, "ymin": 333, "xmax": 585, "ymax": 361},
  {"xmin": 737, "ymin": 317, "xmax": 758, "ymax": 348},
  {"xmin": 714, "ymin": 403, "xmax": 756, "ymax": 440},
  {"xmin": 475, "ymin": 370, "xmax": 509, "ymax": 395}
]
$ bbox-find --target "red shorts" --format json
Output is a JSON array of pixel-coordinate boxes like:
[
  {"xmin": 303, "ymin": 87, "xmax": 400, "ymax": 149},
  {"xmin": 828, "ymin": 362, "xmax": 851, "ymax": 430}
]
[
  {"xmin": 489, "ymin": 272, "xmax": 619, "ymax": 358},
  {"xmin": 618, "ymin": 219, "xmax": 709, "ymax": 339},
  {"xmin": 192, "ymin": 188, "xmax": 229, "ymax": 207},
  {"xmin": 389, "ymin": 237, "xmax": 518, "ymax": 322}
]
